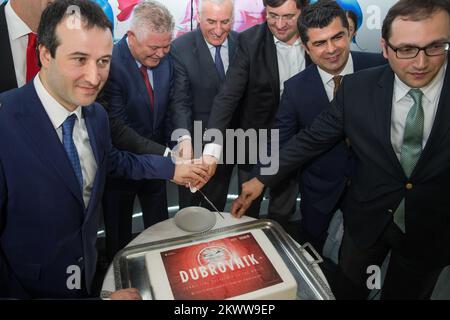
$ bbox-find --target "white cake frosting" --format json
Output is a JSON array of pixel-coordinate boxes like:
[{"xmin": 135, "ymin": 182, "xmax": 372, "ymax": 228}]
[{"xmin": 145, "ymin": 229, "xmax": 297, "ymax": 300}]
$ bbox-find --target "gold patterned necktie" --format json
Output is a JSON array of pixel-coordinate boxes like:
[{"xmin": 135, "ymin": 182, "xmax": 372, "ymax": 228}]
[{"xmin": 332, "ymin": 75, "xmax": 343, "ymax": 98}]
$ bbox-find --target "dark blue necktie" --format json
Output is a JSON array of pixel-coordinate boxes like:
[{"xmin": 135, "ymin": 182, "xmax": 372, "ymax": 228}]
[
  {"xmin": 214, "ymin": 45, "xmax": 225, "ymax": 81},
  {"xmin": 62, "ymin": 114, "xmax": 83, "ymax": 191}
]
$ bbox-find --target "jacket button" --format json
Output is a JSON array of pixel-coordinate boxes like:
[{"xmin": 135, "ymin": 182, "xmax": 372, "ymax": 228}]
[
  {"xmin": 406, "ymin": 183, "xmax": 413, "ymax": 190},
  {"xmin": 388, "ymin": 209, "xmax": 393, "ymax": 213},
  {"xmin": 77, "ymin": 257, "xmax": 84, "ymax": 263}
]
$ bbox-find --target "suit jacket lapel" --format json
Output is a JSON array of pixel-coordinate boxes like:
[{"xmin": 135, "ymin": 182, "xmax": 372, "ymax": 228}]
[
  {"xmin": 263, "ymin": 23, "xmax": 280, "ymax": 107},
  {"xmin": 228, "ymin": 31, "xmax": 237, "ymax": 62},
  {"xmin": 118, "ymin": 37, "xmax": 153, "ymax": 116},
  {"xmin": 82, "ymin": 105, "xmax": 103, "ymax": 216},
  {"xmin": 195, "ymin": 28, "xmax": 222, "ymax": 85},
  {"xmin": 311, "ymin": 66, "xmax": 331, "ymax": 107},
  {"xmin": 0, "ymin": 3, "xmax": 18, "ymax": 91},
  {"xmin": 375, "ymin": 65, "xmax": 406, "ymax": 179},
  {"xmin": 413, "ymin": 65, "xmax": 450, "ymax": 178},
  {"xmin": 16, "ymin": 83, "xmax": 84, "ymax": 208}
]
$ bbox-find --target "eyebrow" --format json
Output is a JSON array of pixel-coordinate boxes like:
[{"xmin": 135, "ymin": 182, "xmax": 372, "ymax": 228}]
[
  {"xmin": 68, "ymin": 52, "xmax": 112, "ymax": 60},
  {"xmin": 311, "ymin": 31, "xmax": 346, "ymax": 45},
  {"xmin": 68, "ymin": 52, "xmax": 89, "ymax": 57}
]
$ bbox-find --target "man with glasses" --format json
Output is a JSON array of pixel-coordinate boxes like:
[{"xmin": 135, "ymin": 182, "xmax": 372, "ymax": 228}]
[
  {"xmin": 204, "ymin": 0, "xmax": 311, "ymax": 222},
  {"xmin": 233, "ymin": 0, "xmax": 450, "ymax": 299}
]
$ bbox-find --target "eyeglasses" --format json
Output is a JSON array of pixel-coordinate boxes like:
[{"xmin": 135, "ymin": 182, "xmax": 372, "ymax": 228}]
[
  {"xmin": 386, "ymin": 41, "xmax": 449, "ymax": 59},
  {"xmin": 266, "ymin": 12, "xmax": 298, "ymax": 23}
]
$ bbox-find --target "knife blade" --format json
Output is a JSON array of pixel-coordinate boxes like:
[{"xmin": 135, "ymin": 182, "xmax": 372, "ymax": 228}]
[{"xmin": 189, "ymin": 185, "xmax": 225, "ymax": 219}]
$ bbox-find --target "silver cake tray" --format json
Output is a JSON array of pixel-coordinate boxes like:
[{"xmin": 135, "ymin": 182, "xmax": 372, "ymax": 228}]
[{"xmin": 113, "ymin": 219, "xmax": 335, "ymax": 300}]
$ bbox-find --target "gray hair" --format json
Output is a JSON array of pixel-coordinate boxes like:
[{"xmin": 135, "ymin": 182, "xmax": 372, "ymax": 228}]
[
  {"xmin": 130, "ymin": 0, "xmax": 174, "ymax": 34},
  {"xmin": 198, "ymin": 0, "xmax": 235, "ymax": 16}
]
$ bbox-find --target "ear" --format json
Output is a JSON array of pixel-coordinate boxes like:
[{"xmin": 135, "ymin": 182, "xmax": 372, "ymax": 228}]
[
  {"xmin": 301, "ymin": 43, "xmax": 310, "ymax": 56},
  {"xmin": 196, "ymin": 10, "xmax": 201, "ymax": 25},
  {"xmin": 380, "ymin": 38, "xmax": 389, "ymax": 59},
  {"xmin": 38, "ymin": 44, "xmax": 52, "ymax": 69}
]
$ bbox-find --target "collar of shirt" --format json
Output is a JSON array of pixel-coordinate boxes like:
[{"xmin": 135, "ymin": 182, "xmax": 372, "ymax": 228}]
[
  {"xmin": 34, "ymin": 74, "xmax": 83, "ymax": 130},
  {"xmin": 126, "ymin": 38, "xmax": 154, "ymax": 85},
  {"xmin": 318, "ymin": 53, "xmax": 354, "ymax": 88},
  {"xmin": 205, "ymin": 37, "xmax": 229, "ymax": 50},
  {"xmin": 273, "ymin": 35, "xmax": 302, "ymax": 48},
  {"xmin": 5, "ymin": 1, "xmax": 32, "ymax": 40},
  {"xmin": 394, "ymin": 59, "xmax": 448, "ymax": 104}
]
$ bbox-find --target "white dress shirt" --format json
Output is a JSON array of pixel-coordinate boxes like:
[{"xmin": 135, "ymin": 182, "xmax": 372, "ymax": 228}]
[
  {"xmin": 177, "ymin": 38, "xmax": 231, "ymax": 146},
  {"xmin": 206, "ymin": 38, "xmax": 230, "ymax": 73},
  {"xmin": 274, "ymin": 36, "xmax": 306, "ymax": 96},
  {"xmin": 34, "ymin": 75, "xmax": 97, "ymax": 207},
  {"xmin": 317, "ymin": 53, "xmax": 354, "ymax": 102},
  {"xmin": 203, "ymin": 36, "xmax": 306, "ymax": 160},
  {"xmin": 5, "ymin": 1, "xmax": 32, "ymax": 88},
  {"xmin": 390, "ymin": 61, "xmax": 447, "ymax": 160}
]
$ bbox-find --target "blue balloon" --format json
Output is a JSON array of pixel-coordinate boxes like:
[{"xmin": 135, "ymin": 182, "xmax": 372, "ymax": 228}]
[{"xmin": 90, "ymin": 0, "xmax": 115, "ymax": 34}]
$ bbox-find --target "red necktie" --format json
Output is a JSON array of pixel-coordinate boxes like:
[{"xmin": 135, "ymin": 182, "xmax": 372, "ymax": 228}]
[
  {"xmin": 26, "ymin": 32, "xmax": 39, "ymax": 83},
  {"xmin": 139, "ymin": 65, "xmax": 154, "ymax": 110}
]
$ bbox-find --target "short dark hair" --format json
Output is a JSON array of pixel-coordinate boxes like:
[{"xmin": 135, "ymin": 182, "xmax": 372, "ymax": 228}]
[
  {"xmin": 298, "ymin": 0, "xmax": 349, "ymax": 44},
  {"xmin": 346, "ymin": 9, "xmax": 357, "ymax": 28},
  {"xmin": 37, "ymin": 0, "xmax": 112, "ymax": 63},
  {"xmin": 263, "ymin": 0, "xmax": 309, "ymax": 10},
  {"xmin": 382, "ymin": 0, "xmax": 450, "ymax": 41}
]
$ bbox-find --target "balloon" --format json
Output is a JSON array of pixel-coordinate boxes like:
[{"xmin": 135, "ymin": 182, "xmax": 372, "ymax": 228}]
[{"xmin": 90, "ymin": 0, "xmax": 115, "ymax": 34}]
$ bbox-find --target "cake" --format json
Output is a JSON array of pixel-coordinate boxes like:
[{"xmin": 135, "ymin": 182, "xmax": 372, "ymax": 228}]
[{"xmin": 145, "ymin": 229, "xmax": 298, "ymax": 300}]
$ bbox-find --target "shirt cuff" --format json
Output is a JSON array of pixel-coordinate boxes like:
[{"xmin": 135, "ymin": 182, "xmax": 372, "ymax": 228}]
[
  {"xmin": 177, "ymin": 135, "xmax": 192, "ymax": 143},
  {"xmin": 163, "ymin": 147, "xmax": 171, "ymax": 157},
  {"xmin": 203, "ymin": 143, "xmax": 222, "ymax": 160}
]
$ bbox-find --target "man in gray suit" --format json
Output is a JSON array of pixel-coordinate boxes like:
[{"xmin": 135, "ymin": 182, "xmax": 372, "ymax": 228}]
[{"xmin": 170, "ymin": 0, "xmax": 239, "ymax": 211}]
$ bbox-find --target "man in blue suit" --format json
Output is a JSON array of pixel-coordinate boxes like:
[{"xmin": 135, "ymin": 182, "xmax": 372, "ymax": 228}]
[
  {"xmin": 0, "ymin": 0, "xmax": 208, "ymax": 299},
  {"xmin": 100, "ymin": 1, "xmax": 175, "ymax": 261},
  {"xmin": 273, "ymin": 0, "xmax": 386, "ymax": 253}
]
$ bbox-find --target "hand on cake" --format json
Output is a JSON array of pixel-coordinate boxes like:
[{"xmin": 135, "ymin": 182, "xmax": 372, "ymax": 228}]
[
  {"xmin": 171, "ymin": 159, "xmax": 210, "ymax": 189},
  {"xmin": 231, "ymin": 178, "xmax": 265, "ymax": 218},
  {"xmin": 110, "ymin": 288, "xmax": 142, "ymax": 300}
]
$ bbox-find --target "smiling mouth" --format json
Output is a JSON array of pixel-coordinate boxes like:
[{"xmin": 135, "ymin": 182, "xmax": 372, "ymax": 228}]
[
  {"xmin": 327, "ymin": 54, "xmax": 340, "ymax": 62},
  {"xmin": 79, "ymin": 87, "xmax": 98, "ymax": 94}
]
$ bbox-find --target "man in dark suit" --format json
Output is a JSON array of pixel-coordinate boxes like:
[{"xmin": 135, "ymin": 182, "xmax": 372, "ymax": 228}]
[
  {"xmin": 204, "ymin": 0, "xmax": 311, "ymax": 220},
  {"xmin": 273, "ymin": 0, "xmax": 386, "ymax": 253},
  {"xmin": 0, "ymin": 0, "xmax": 208, "ymax": 299},
  {"xmin": 100, "ymin": 1, "xmax": 175, "ymax": 261},
  {"xmin": 0, "ymin": 0, "xmax": 51, "ymax": 92},
  {"xmin": 170, "ymin": 0, "xmax": 238, "ymax": 212},
  {"xmin": 233, "ymin": 0, "xmax": 450, "ymax": 299}
]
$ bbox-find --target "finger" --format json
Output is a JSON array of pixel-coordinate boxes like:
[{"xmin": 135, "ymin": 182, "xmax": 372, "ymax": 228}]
[
  {"xmin": 187, "ymin": 171, "xmax": 207, "ymax": 185},
  {"xmin": 236, "ymin": 201, "xmax": 250, "ymax": 218},
  {"xmin": 191, "ymin": 167, "xmax": 209, "ymax": 181},
  {"xmin": 231, "ymin": 199, "xmax": 242, "ymax": 217}
]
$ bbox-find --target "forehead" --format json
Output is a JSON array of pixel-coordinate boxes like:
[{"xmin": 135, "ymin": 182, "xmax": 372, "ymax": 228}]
[
  {"xmin": 201, "ymin": 1, "xmax": 233, "ymax": 18},
  {"xmin": 266, "ymin": 0, "xmax": 299, "ymax": 13},
  {"xmin": 55, "ymin": 18, "xmax": 113, "ymax": 54},
  {"xmin": 389, "ymin": 10, "xmax": 450, "ymax": 45},
  {"xmin": 307, "ymin": 17, "xmax": 346, "ymax": 41},
  {"xmin": 139, "ymin": 30, "xmax": 172, "ymax": 46}
]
